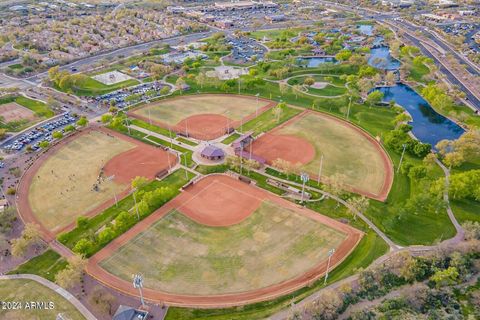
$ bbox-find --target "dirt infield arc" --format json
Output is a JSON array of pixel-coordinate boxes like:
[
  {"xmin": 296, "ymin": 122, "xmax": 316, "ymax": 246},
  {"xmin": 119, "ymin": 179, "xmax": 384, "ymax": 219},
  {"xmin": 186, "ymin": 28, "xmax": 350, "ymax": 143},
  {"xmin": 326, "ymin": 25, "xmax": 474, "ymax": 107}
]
[
  {"xmin": 87, "ymin": 174, "xmax": 363, "ymax": 307},
  {"xmin": 129, "ymin": 94, "xmax": 276, "ymax": 140},
  {"xmin": 16, "ymin": 127, "xmax": 177, "ymax": 241}
]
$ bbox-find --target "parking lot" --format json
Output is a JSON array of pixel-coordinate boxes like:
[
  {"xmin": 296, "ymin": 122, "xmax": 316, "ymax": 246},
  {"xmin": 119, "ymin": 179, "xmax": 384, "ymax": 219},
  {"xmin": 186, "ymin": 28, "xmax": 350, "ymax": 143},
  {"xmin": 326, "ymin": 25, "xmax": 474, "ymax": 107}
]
[
  {"xmin": 226, "ymin": 36, "xmax": 267, "ymax": 64},
  {"xmin": 1, "ymin": 113, "xmax": 77, "ymax": 152},
  {"xmin": 94, "ymin": 81, "xmax": 170, "ymax": 109}
]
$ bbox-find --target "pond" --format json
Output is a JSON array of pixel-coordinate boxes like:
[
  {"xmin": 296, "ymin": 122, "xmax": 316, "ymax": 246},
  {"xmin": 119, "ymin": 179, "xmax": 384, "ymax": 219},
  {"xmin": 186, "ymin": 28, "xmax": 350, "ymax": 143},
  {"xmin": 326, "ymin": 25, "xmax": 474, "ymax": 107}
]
[
  {"xmin": 298, "ymin": 57, "xmax": 337, "ymax": 68},
  {"xmin": 375, "ymin": 83, "xmax": 465, "ymax": 146},
  {"xmin": 357, "ymin": 24, "xmax": 374, "ymax": 36},
  {"xmin": 368, "ymin": 46, "xmax": 401, "ymax": 70}
]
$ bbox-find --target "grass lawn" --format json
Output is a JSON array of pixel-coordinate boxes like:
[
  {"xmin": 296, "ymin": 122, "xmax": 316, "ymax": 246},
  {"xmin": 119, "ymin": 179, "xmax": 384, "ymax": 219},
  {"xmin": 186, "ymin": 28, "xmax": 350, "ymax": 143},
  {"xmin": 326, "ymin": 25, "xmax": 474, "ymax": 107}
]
[
  {"xmin": 165, "ymin": 230, "xmax": 387, "ymax": 320},
  {"xmin": 365, "ymin": 150, "xmax": 456, "ymax": 246},
  {"xmin": 239, "ymin": 105, "xmax": 302, "ymax": 136},
  {"xmin": 288, "ymin": 75, "xmax": 347, "ymax": 97},
  {"xmin": 100, "ymin": 201, "xmax": 347, "ymax": 295},
  {"xmin": 28, "ymin": 130, "xmax": 134, "ymax": 232},
  {"xmin": 130, "ymin": 118, "xmax": 176, "ymax": 138},
  {"xmin": 69, "ymin": 77, "xmax": 139, "ymax": 97},
  {"xmin": 58, "ymin": 169, "xmax": 194, "ymax": 256},
  {"xmin": 0, "ymin": 95, "xmax": 54, "ymax": 131},
  {"xmin": 176, "ymin": 136, "xmax": 198, "ymax": 146},
  {"xmin": 8, "ymin": 250, "xmax": 68, "ymax": 282},
  {"xmin": 221, "ymin": 132, "xmax": 241, "ymax": 144},
  {"xmin": 0, "ymin": 279, "xmax": 85, "ymax": 320},
  {"xmin": 450, "ymin": 200, "xmax": 480, "ymax": 224},
  {"xmin": 132, "ymin": 94, "xmax": 271, "ymax": 126}
]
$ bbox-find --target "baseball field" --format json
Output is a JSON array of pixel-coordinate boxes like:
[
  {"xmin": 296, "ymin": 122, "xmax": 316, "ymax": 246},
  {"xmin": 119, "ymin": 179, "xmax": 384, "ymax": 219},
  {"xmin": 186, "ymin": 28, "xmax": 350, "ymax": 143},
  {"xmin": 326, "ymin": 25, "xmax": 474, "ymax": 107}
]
[
  {"xmin": 20, "ymin": 128, "xmax": 176, "ymax": 235},
  {"xmin": 129, "ymin": 94, "xmax": 275, "ymax": 140},
  {"xmin": 251, "ymin": 111, "xmax": 393, "ymax": 200},
  {"xmin": 0, "ymin": 279, "xmax": 85, "ymax": 320},
  {"xmin": 89, "ymin": 175, "xmax": 362, "ymax": 306}
]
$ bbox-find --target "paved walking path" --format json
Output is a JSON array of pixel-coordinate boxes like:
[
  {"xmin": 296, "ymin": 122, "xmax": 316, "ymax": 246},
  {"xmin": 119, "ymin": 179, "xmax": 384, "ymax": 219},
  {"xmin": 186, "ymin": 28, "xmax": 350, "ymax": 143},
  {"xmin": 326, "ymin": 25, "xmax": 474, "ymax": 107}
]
[{"xmin": 0, "ymin": 274, "xmax": 97, "ymax": 320}]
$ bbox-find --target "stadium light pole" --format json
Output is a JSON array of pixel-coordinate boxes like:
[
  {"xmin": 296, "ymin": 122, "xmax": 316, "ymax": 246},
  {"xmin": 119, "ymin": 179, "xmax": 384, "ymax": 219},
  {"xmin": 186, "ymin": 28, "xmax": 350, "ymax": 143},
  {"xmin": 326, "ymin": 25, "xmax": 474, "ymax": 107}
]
[
  {"xmin": 255, "ymin": 93, "xmax": 260, "ymax": 118},
  {"xmin": 185, "ymin": 118, "xmax": 189, "ymax": 137},
  {"xmin": 300, "ymin": 172, "xmax": 309, "ymax": 204},
  {"xmin": 317, "ymin": 155, "xmax": 324, "ymax": 185},
  {"xmin": 148, "ymin": 107, "xmax": 152, "ymax": 126},
  {"xmin": 397, "ymin": 143, "xmax": 407, "ymax": 173},
  {"xmin": 132, "ymin": 188, "xmax": 140, "ymax": 220},
  {"xmin": 126, "ymin": 118, "xmax": 131, "ymax": 135},
  {"xmin": 132, "ymin": 274, "xmax": 145, "ymax": 307},
  {"xmin": 184, "ymin": 154, "xmax": 188, "ymax": 180},
  {"xmin": 106, "ymin": 175, "xmax": 118, "ymax": 207},
  {"xmin": 346, "ymin": 95, "xmax": 352, "ymax": 121},
  {"xmin": 324, "ymin": 248, "xmax": 336, "ymax": 285},
  {"xmin": 169, "ymin": 127, "xmax": 173, "ymax": 149}
]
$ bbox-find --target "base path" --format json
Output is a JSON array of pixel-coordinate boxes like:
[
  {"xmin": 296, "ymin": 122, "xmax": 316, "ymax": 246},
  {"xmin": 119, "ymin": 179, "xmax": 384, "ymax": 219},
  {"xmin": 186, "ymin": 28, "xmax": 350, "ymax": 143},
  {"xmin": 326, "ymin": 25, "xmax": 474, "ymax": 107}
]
[
  {"xmin": 16, "ymin": 127, "xmax": 177, "ymax": 241},
  {"xmin": 87, "ymin": 174, "xmax": 363, "ymax": 307}
]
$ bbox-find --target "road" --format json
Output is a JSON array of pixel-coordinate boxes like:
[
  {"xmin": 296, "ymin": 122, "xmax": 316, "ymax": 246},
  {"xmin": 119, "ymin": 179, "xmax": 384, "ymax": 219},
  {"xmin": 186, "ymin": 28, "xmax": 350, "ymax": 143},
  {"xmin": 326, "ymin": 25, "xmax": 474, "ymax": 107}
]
[
  {"xmin": 24, "ymin": 31, "xmax": 213, "ymax": 84},
  {"xmin": 384, "ymin": 21, "xmax": 480, "ymax": 110}
]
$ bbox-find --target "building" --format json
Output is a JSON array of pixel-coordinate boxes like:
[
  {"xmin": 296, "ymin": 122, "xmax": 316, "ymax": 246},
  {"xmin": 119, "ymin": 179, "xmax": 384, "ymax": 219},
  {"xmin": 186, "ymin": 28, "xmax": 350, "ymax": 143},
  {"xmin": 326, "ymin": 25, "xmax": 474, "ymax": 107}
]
[
  {"xmin": 265, "ymin": 14, "xmax": 286, "ymax": 23},
  {"xmin": 200, "ymin": 145, "xmax": 225, "ymax": 161},
  {"xmin": 112, "ymin": 305, "xmax": 148, "ymax": 320}
]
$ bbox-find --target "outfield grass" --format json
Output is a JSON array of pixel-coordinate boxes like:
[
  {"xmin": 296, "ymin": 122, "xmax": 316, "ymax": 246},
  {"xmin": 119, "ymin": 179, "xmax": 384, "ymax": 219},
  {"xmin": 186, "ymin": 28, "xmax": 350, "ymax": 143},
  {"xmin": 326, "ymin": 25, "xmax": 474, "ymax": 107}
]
[
  {"xmin": 256, "ymin": 111, "xmax": 389, "ymax": 197},
  {"xmin": 8, "ymin": 250, "xmax": 68, "ymax": 282},
  {"xmin": 132, "ymin": 95, "xmax": 270, "ymax": 126},
  {"xmin": 240, "ymin": 105, "xmax": 302, "ymax": 136},
  {"xmin": 100, "ymin": 201, "xmax": 347, "ymax": 295},
  {"xmin": 58, "ymin": 169, "xmax": 194, "ymax": 256},
  {"xmin": 0, "ymin": 279, "xmax": 85, "ymax": 320},
  {"xmin": 165, "ymin": 230, "xmax": 386, "ymax": 320},
  {"xmin": 29, "ymin": 130, "xmax": 134, "ymax": 232}
]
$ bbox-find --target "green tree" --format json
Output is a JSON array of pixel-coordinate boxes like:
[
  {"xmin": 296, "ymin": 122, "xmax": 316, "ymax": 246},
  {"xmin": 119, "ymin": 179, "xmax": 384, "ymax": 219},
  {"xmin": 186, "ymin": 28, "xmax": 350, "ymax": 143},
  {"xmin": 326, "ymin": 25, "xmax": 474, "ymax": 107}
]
[
  {"xmin": 430, "ymin": 267, "xmax": 459, "ymax": 288},
  {"xmin": 76, "ymin": 116, "xmax": 88, "ymax": 127},
  {"xmin": 365, "ymin": 90, "xmax": 384, "ymax": 106},
  {"xmin": 52, "ymin": 131, "xmax": 63, "ymax": 139}
]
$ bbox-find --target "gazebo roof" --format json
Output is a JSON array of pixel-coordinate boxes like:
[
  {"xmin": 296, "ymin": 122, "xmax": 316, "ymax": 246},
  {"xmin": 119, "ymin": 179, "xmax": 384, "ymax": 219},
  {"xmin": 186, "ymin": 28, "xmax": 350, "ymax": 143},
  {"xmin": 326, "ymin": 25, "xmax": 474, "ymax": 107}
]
[{"xmin": 201, "ymin": 145, "xmax": 224, "ymax": 157}]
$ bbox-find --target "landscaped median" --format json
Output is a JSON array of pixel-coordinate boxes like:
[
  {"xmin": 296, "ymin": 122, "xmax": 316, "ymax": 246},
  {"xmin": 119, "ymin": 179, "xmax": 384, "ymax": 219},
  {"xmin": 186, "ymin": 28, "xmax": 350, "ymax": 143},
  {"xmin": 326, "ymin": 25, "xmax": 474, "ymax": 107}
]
[{"xmin": 57, "ymin": 169, "xmax": 195, "ymax": 257}]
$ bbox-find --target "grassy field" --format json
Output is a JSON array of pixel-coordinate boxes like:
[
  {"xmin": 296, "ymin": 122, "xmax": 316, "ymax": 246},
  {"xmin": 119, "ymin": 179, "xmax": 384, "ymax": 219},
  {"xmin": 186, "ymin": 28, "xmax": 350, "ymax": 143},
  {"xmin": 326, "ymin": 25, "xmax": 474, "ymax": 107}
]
[
  {"xmin": 70, "ymin": 76, "xmax": 139, "ymax": 96},
  {"xmin": 165, "ymin": 230, "xmax": 387, "ymax": 320},
  {"xmin": 0, "ymin": 279, "xmax": 85, "ymax": 320},
  {"xmin": 100, "ymin": 201, "xmax": 347, "ymax": 295},
  {"xmin": 288, "ymin": 75, "xmax": 347, "ymax": 97},
  {"xmin": 28, "ymin": 131, "xmax": 134, "ymax": 232},
  {"xmin": 0, "ymin": 95, "xmax": 53, "ymax": 131},
  {"xmin": 8, "ymin": 250, "xmax": 67, "ymax": 282},
  {"xmin": 132, "ymin": 95, "xmax": 269, "ymax": 125},
  {"xmin": 257, "ymin": 112, "xmax": 389, "ymax": 197}
]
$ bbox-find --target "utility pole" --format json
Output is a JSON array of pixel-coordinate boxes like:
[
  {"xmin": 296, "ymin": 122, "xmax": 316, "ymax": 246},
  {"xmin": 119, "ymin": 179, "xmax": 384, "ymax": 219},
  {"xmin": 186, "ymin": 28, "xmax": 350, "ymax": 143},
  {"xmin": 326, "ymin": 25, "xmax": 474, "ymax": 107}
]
[
  {"xmin": 317, "ymin": 155, "xmax": 324, "ymax": 185},
  {"xmin": 132, "ymin": 274, "xmax": 145, "ymax": 307},
  {"xmin": 132, "ymin": 188, "xmax": 139, "ymax": 220},
  {"xmin": 324, "ymin": 248, "xmax": 336, "ymax": 285},
  {"xmin": 397, "ymin": 143, "xmax": 407, "ymax": 173},
  {"xmin": 184, "ymin": 154, "xmax": 188, "ymax": 180}
]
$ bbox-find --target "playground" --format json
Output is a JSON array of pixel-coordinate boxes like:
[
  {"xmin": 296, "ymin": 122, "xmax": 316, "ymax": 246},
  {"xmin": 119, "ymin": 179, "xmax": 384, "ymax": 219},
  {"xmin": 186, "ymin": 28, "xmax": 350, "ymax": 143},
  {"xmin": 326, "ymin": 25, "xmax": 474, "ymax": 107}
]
[
  {"xmin": 129, "ymin": 94, "xmax": 275, "ymax": 140},
  {"xmin": 88, "ymin": 175, "xmax": 362, "ymax": 306}
]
